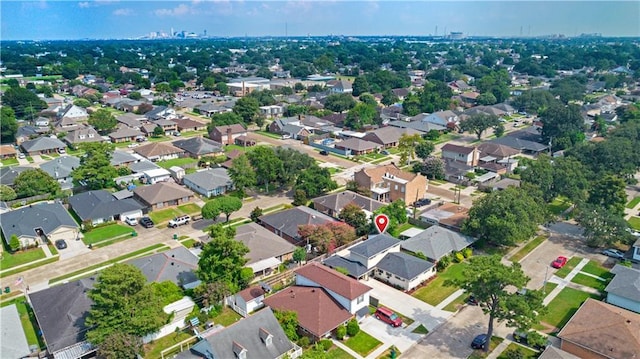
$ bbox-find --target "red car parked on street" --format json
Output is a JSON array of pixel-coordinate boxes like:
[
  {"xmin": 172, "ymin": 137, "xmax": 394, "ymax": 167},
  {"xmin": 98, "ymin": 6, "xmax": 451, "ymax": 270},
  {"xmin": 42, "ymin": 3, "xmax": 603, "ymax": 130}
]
[{"xmin": 552, "ymin": 256, "xmax": 568, "ymax": 269}]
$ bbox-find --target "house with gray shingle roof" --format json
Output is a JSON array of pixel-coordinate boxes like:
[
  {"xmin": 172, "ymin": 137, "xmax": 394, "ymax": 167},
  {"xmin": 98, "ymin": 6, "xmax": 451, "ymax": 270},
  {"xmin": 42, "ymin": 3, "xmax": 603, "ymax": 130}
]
[
  {"xmin": 375, "ymin": 251, "xmax": 435, "ymax": 291},
  {"xmin": 0, "ymin": 166, "xmax": 31, "ymax": 187},
  {"xmin": 126, "ymin": 246, "xmax": 200, "ymax": 289},
  {"xmin": 313, "ymin": 190, "xmax": 385, "ymax": 219},
  {"xmin": 388, "ymin": 119, "xmax": 446, "ymax": 134},
  {"xmin": 40, "ymin": 155, "xmax": 81, "ymax": 190},
  {"xmin": 63, "ymin": 125, "xmax": 104, "ymax": 148},
  {"xmin": 605, "ymin": 264, "xmax": 640, "ymax": 314},
  {"xmin": 182, "ymin": 168, "xmax": 233, "ymax": 198},
  {"xmin": 108, "ymin": 126, "xmax": 144, "ymax": 143},
  {"xmin": 20, "ymin": 136, "xmax": 66, "ymax": 155},
  {"xmin": 401, "ymin": 226, "xmax": 476, "ymax": 262},
  {"xmin": 133, "ymin": 182, "xmax": 194, "ymax": 210},
  {"xmin": 361, "ymin": 126, "xmax": 421, "ymax": 148},
  {"xmin": 234, "ymin": 222, "xmax": 297, "ymax": 277},
  {"xmin": 172, "ymin": 137, "xmax": 223, "ymax": 158},
  {"xmin": 0, "ymin": 202, "xmax": 79, "ymax": 249},
  {"xmin": 258, "ymin": 206, "xmax": 338, "ymax": 245},
  {"xmin": 0, "ymin": 304, "xmax": 31, "ymax": 359},
  {"xmin": 349, "ymin": 234, "xmax": 401, "ymax": 268},
  {"xmin": 68, "ymin": 190, "xmax": 145, "ymax": 226},
  {"xmin": 133, "ymin": 142, "xmax": 185, "ymax": 162},
  {"xmin": 334, "ymin": 138, "xmax": 381, "ymax": 155}
]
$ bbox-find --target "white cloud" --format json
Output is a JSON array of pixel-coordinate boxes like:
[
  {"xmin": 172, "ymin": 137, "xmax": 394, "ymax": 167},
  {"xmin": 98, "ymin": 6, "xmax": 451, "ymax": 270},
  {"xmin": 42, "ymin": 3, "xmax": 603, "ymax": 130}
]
[
  {"xmin": 113, "ymin": 8, "xmax": 133, "ymax": 16},
  {"xmin": 78, "ymin": 2, "xmax": 90, "ymax": 8},
  {"xmin": 154, "ymin": 3, "xmax": 191, "ymax": 17}
]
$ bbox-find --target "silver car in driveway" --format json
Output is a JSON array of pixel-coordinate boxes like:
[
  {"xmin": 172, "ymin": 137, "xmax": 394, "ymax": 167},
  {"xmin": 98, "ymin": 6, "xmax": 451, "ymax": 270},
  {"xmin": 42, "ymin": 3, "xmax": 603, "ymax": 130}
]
[{"xmin": 601, "ymin": 249, "xmax": 625, "ymax": 259}]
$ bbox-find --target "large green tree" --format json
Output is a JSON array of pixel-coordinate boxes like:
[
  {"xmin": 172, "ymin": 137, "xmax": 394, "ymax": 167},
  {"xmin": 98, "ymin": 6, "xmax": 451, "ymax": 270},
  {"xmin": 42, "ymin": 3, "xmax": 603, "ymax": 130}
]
[
  {"xmin": 587, "ymin": 175, "xmax": 627, "ymax": 216},
  {"xmin": 96, "ymin": 332, "xmax": 143, "ymax": 359},
  {"xmin": 196, "ymin": 225, "xmax": 250, "ymax": 292},
  {"xmin": 575, "ymin": 204, "xmax": 635, "ymax": 248},
  {"xmin": 213, "ymin": 195, "xmax": 243, "ymax": 222},
  {"xmin": 339, "ymin": 203, "xmax": 369, "ymax": 236},
  {"xmin": 540, "ymin": 103, "xmax": 585, "ymax": 150},
  {"xmin": 227, "ymin": 154, "xmax": 256, "ymax": 196},
  {"xmin": 232, "ymin": 96, "xmax": 260, "ymax": 124},
  {"xmin": 397, "ymin": 133, "xmax": 424, "ymax": 165},
  {"xmin": 324, "ymin": 93, "xmax": 356, "ymax": 113},
  {"xmin": 345, "ymin": 102, "xmax": 377, "ymax": 130},
  {"xmin": 462, "ymin": 187, "xmax": 548, "ymax": 246},
  {"xmin": 448, "ymin": 255, "xmax": 545, "ymax": 352},
  {"xmin": 294, "ymin": 165, "xmax": 337, "ymax": 199},
  {"xmin": 247, "ymin": 146, "xmax": 283, "ymax": 191},
  {"xmin": 0, "ymin": 185, "xmax": 17, "ymax": 201},
  {"xmin": 2, "ymin": 87, "xmax": 47, "ymax": 119},
  {"xmin": 460, "ymin": 113, "xmax": 501, "ymax": 140},
  {"xmin": 71, "ymin": 142, "xmax": 118, "ymax": 190},
  {"xmin": 13, "ymin": 169, "xmax": 60, "ymax": 198},
  {"xmin": 88, "ymin": 109, "xmax": 118, "ymax": 134},
  {"xmin": 0, "ymin": 107, "xmax": 18, "ymax": 143},
  {"xmin": 86, "ymin": 264, "xmax": 166, "ymax": 344}
]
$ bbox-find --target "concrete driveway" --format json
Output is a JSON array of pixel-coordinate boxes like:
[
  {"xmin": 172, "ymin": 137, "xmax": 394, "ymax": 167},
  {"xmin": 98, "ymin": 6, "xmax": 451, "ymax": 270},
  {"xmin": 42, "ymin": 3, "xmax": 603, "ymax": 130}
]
[
  {"xmin": 359, "ymin": 316, "xmax": 424, "ymax": 353},
  {"xmin": 56, "ymin": 237, "xmax": 91, "ymax": 260}
]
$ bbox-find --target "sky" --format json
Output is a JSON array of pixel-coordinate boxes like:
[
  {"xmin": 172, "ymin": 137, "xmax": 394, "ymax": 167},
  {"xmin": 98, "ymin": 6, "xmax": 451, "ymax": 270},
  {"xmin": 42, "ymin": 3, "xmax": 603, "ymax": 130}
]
[{"xmin": 1, "ymin": 1, "xmax": 639, "ymax": 40}]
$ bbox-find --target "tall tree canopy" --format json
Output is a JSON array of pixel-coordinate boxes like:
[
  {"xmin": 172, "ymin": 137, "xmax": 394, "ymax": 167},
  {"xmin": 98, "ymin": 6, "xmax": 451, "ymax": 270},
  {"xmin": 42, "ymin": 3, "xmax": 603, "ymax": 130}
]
[
  {"xmin": 197, "ymin": 225, "xmax": 251, "ymax": 292},
  {"xmin": 88, "ymin": 109, "xmax": 118, "ymax": 134},
  {"xmin": 13, "ymin": 169, "xmax": 60, "ymax": 198},
  {"xmin": 72, "ymin": 142, "xmax": 118, "ymax": 190},
  {"xmin": 227, "ymin": 154, "xmax": 256, "ymax": 195},
  {"xmin": 540, "ymin": 103, "xmax": 585, "ymax": 150},
  {"xmin": 460, "ymin": 113, "xmax": 501, "ymax": 140},
  {"xmin": 0, "ymin": 107, "xmax": 18, "ymax": 143}
]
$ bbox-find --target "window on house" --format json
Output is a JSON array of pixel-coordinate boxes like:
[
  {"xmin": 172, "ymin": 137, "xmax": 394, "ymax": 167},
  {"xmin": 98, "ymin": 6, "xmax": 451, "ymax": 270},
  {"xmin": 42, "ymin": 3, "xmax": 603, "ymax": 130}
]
[
  {"xmin": 394, "ymin": 185, "xmax": 398, "ymax": 190},
  {"xmin": 357, "ymin": 295, "xmax": 364, "ymax": 304},
  {"xmin": 88, "ymin": 133, "xmax": 94, "ymax": 138},
  {"xmin": 79, "ymin": 135, "xmax": 86, "ymax": 139}
]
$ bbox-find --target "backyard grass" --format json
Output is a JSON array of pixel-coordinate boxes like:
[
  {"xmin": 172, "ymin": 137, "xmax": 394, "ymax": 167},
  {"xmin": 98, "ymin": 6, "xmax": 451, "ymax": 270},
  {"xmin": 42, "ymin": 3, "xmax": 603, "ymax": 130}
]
[
  {"xmin": 376, "ymin": 346, "xmax": 400, "ymax": 359},
  {"xmin": 411, "ymin": 324, "xmax": 429, "ymax": 334},
  {"xmin": 156, "ymin": 157, "xmax": 198, "ymax": 169},
  {"xmin": 548, "ymin": 196, "xmax": 571, "ymax": 216},
  {"xmin": 149, "ymin": 208, "xmax": 184, "ymax": 224},
  {"xmin": 497, "ymin": 343, "xmax": 538, "ymax": 359},
  {"xmin": 144, "ymin": 330, "xmax": 193, "ymax": 359},
  {"xmin": 0, "ymin": 297, "xmax": 45, "ymax": 349},
  {"xmin": 344, "ymin": 330, "xmax": 383, "ymax": 357},
  {"xmin": 628, "ymin": 216, "xmax": 640, "ymax": 231},
  {"xmin": 509, "ymin": 235, "xmax": 548, "ymax": 262},
  {"xmin": 211, "ymin": 306, "xmax": 243, "ymax": 327},
  {"xmin": 49, "ymin": 243, "xmax": 168, "ymax": 284},
  {"xmin": 412, "ymin": 262, "xmax": 467, "ymax": 305},
  {"xmin": 177, "ymin": 203, "xmax": 201, "ymax": 215},
  {"xmin": 254, "ymin": 130, "xmax": 282, "ymax": 139},
  {"xmin": 328, "ymin": 346, "xmax": 355, "ymax": 359},
  {"xmin": 580, "ymin": 260, "xmax": 613, "ymax": 280},
  {"xmin": 571, "ymin": 273, "xmax": 608, "ymax": 292},
  {"xmin": 536, "ymin": 287, "xmax": 600, "ymax": 330},
  {"xmin": 554, "ymin": 257, "xmax": 582, "ymax": 279},
  {"xmin": 468, "ymin": 336, "xmax": 504, "ymax": 359},
  {"xmin": 626, "ymin": 196, "xmax": 640, "ymax": 209},
  {"xmin": 390, "ymin": 222, "xmax": 417, "ymax": 237},
  {"xmin": 225, "ymin": 144, "xmax": 256, "ymax": 152},
  {"xmin": 0, "ymin": 248, "xmax": 46, "ymax": 271},
  {"xmin": 82, "ymin": 224, "xmax": 134, "ymax": 245}
]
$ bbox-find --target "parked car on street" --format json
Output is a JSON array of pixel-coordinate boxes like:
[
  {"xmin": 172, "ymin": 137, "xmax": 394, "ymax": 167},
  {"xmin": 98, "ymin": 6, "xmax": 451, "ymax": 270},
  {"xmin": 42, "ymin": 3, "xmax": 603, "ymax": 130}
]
[
  {"xmin": 601, "ymin": 249, "xmax": 625, "ymax": 259},
  {"xmin": 139, "ymin": 217, "xmax": 154, "ymax": 228},
  {"xmin": 374, "ymin": 307, "xmax": 403, "ymax": 327},
  {"xmin": 55, "ymin": 239, "xmax": 67, "ymax": 250},
  {"xmin": 551, "ymin": 256, "xmax": 568, "ymax": 269},
  {"xmin": 168, "ymin": 215, "xmax": 191, "ymax": 228},
  {"xmin": 471, "ymin": 334, "xmax": 488, "ymax": 349}
]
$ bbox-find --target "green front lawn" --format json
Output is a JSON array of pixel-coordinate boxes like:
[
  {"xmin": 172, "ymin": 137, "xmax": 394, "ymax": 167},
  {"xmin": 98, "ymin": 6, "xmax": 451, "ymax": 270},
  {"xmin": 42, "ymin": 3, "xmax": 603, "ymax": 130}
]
[
  {"xmin": 210, "ymin": 306, "xmax": 242, "ymax": 327},
  {"xmin": 254, "ymin": 130, "xmax": 282, "ymax": 139},
  {"xmin": 1, "ymin": 158, "xmax": 19, "ymax": 166},
  {"xmin": 548, "ymin": 196, "xmax": 571, "ymax": 216},
  {"xmin": 225, "ymin": 144, "xmax": 257, "ymax": 152},
  {"xmin": 177, "ymin": 203, "xmax": 201, "ymax": 215},
  {"xmin": 82, "ymin": 224, "xmax": 135, "ymax": 245},
  {"xmin": 344, "ymin": 331, "xmax": 382, "ymax": 357},
  {"xmin": 443, "ymin": 292, "xmax": 467, "ymax": 312},
  {"xmin": 554, "ymin": 257, "xmax": 582, "ymax": 278},
  {"xmin": 156, "ymin": 157, "xmax": 198, "ymax": 169},
  {"xmin": 536, "ymin": 287, "xmax": 600, "ymax": 330},
  {"xmin": 571, "ymin": 273, "xmax": 608, "ymax": 292},
  {"xmin": 412, "ymin": 262, "xmax": 467, "ymax": 305},
  {"xmin": 0, "ymin": 248, "xmax": 46, "ymax": 271},
  {"xmin": 626, "ymin": 196, "xmax": 640, "ymax": 209},
  {"xmin": 509, "ymin": 235, "xmax": 547, "ymax": 262},
  {"xmin": 497, "ymin": 343, "xmax": 538, "ymax": 359},
  {"xmin": 580, "ymin": 260, "xmax": 613, "ymax": 280},
  {"xmin": 0, "ymin": 297, "xmax": 45, "ymax": 349},
  {"xmin": 148, "ymin": 208, "xmax": 184, "ymax": 224},
  {"xmin": 328, "ymin": 346, "xmax": 355, "ymax": 359},
  {"xmin": 628, "ymin": 216, "xmax": 640, "ymax": 231}
]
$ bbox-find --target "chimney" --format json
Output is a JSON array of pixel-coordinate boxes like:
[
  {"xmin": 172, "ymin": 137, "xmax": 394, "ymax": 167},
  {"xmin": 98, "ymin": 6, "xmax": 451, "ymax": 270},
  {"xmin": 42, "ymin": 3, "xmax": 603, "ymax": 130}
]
[{"xmin": 227, "ymin": 127, "xmax": 233, "ymax": 145}]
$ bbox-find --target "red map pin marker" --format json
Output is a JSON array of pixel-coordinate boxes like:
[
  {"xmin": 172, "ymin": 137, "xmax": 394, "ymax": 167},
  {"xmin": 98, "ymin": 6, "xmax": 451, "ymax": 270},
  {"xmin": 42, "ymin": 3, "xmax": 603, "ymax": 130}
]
[{"xmin": 374, "ymin": 214, "xmax": 390, "ymax": 234}]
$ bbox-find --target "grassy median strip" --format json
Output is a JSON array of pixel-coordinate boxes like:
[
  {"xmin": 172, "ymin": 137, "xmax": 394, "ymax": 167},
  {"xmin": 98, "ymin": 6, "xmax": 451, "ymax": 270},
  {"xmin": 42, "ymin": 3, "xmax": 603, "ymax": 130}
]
[
  {"xmin": 509, "ymin": 235, "xmax": 547, "ymax": 262},
  {"xmin": 626, "ymin": 196, "xmax": 640, "ymax": 209},
  {"xmin": 48, "ymin": 243, "xmax": 169, "ymax": 284},
  {"xmin": 554, "ymin": 257, "xmax": 582, "ymax": 279},
  {"xmin": 1, "ymin": 257, "xmax": 59, "ymax": 278}
]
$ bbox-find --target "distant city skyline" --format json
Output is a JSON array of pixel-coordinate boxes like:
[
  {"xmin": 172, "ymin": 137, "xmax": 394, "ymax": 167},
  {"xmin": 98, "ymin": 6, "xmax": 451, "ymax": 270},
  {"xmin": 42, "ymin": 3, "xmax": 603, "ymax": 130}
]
[{"xmin": 1, "ymin": 1, "xmax": 638, "ymax": 41}]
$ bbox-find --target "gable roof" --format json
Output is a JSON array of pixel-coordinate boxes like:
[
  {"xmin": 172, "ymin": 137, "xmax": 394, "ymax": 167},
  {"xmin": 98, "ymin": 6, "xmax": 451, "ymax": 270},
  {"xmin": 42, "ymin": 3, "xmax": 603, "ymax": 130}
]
[
  {"xmin": 263, "ymin": 286, "xmax": 353, "ymax": 338},
  {"xmin": 40, "ymin": 155, "xmax": 81, "ymax": 180},
  {"xmin": 323, "ymin": 255, "xmax": 369, "ymax": 278},
  {"xmin": 234, "ymin": 223, "xmax": 297, "ymax": 265},
  {"xmin": 558, "ymin": 298, "xmax": 640, "ymax": 359},
  {"xmin": 133, "ymin": 182, "xmax": 194, "ymax": 205},
  {"xmin": 363, "ymin": 126, "xmax": 421, "ymax": 145},
  {"xmin": 133, "ymin": 142, "xmax": 184, "ymax": 159},
  {"xmin": 29, "ymin": 278, "xmax": 95, "ymax": 354},
  {"xmin": 108, "ymin": 126, "xmax": 144, "ymax": 139},
  {"xmin": 237, "ymin": 286, "xmax": 266, "ymax": 302},
  {"xmin": 312, "ymin": 190, "xmax": 385, "ymax": 217},
  {"xmin": 388, "ymin": 119, "xmax": 446, "ymax": 133},
  {"xmin": 375, "ymin": 252, "xmax": 434, "ymax": 280},
  {"xmin": 442, "ymin": 143, "xmax": 476, "ymax": 155},
  {"xmin": 349, "ymin": 234, "xmax": 400, "ymax": 259},
  {"xmin": 172, "ymin": 137, "xmax": 223, "ymax": 156},
  {"xmin": 295, "ymin": 262, "xmax": 372, "ymax": 300},
  {"xmin": 0, "ymin": 305, "xmax": 30, "ymax": 359},
  {"xmin": 63, "ymin": 126, "xmax": 103, "ymax": 145},
  {"xmin": 0, "ymin": 144, "xmax": 17, "ymax": 156},
  {"xmin": 605, "ymin": 264, "xmax": 640, "ymax": 303},
  {"xmin": 183, "ymin": 168, "xmax": 232, "ymax": 191},
  {"xmin": 476, "ymin": 142, "xmax": 520, "ymax": 158},
  {"xmin": 177, "ymin": 307, "xmax": 295, "ymax": 359},
  {"xmin": 258, "ymin": 206, "xmax": 337, "ymax": 243},
  {"xmin": 68, "ymin": 190, "xmax": 145, "ymax": 222},
  {"xmin": 126, "ymin": 246, "xmax": 199, "ymax": 287},
  {"xmin": 212, "ymin": 124, "xmax": 246, "ymax": 135},
  {"xmin": 401, "ymin": 225, "xmax": 476, "ymax": 261},
  {"xmin": 0, "ymin": 202, "xmax": 78, "ymax": 242},
  {"xmin": 0, "ymin": 166, "xmax": 31, "ymax": 186},
  {"xmin": 360, "ymin": 163, "xmax": 419, "ymax": 184},
  {"xmin": 20, "ymin": 137, "xmax": 66, "ymax": 152},
  {"xmin": 337, "ymin": 138, "xmax": 380, "ymax": 152},
  {"xmin": 538, "ymin": 346, "xmax": 581, "ymax": 359}
]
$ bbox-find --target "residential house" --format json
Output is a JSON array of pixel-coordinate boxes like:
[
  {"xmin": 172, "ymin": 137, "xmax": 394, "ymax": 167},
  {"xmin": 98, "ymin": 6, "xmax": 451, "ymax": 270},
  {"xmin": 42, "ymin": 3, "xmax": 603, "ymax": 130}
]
[
  {"xmin": 448, "ymin": 80, "xmax": 471, "ymax": 93},
  {"xmin": 557, "ymin": 298, "xmax": 640, "ymax": 359},
  {"xmin": 15, "ymin": 125, "xmax": 48, "ymax": 145},
  {"xmin": 116, "ymin": 113, "xmax": 145, "ymax": 129},
  {"xmin": 172, "ymin": 137, "xmax": 223, "ymax": 158},
  {"xmin": 110, "ymin": 150, "xmax": 141, "ymax": 168},
  {"xmin": 140, "ymin": 123, "xmax": 159, "ymax": 137},
  {"xmin": 175, "ymin": 307, "xmax": 301, "ymax": 359},
  {"xmin": 193, "ymin": 102, "xmax": 233, "ymax": 117},
  {"xmin": 421, "ymin": 111, "xmax": 460, "ymax": 128},
  {"xmin": 632, "ymin": 238, "xmax": 640, "ymax": 262},
  {"xmin": 210, "ymin": 124, "xmax": 248, "ymax": 145},
  {"xmin": 258, "ymin": 206, "xmax": 338, "ymax": 246},
  {"xmin": 321, "ymin": 113, "xmax": 347, "ymax": 127},
  {"xmin": 63, "ymin": 125, "xmax": 103, "ymax": 148},
  {"xmin": 488, "ymin": 127, "xmax": 548, "ymax": 155},
  {"xmin": 145, "ymin": 106, "xmax": 177, "ymax": 121},
  {"xmin": 361, "ymin": 127, "xmax": 422, "ymax": 148},
  {"xmin": 56, "ymin": 104, "xmax": 88, "ymax": 123},
  {"xmin": 228, "ymin": 286, "xmax": 266, "ymax": 318},
  {"xmin": 114, "ymin": 98, "xmax": 142, "ymax": 112},
  {"xmin": 419, "ymin": 202, "xmax": 470, "ymax": 231},
  {"xmin": 464, "ymin": 105, "xmax": 505, "ymax": 118},
  {"xmin": 20, "ymin": 136, "xmax": 66, "ymax": 156},
  {"xmin": 353, "ymin": 163, "xmax": 428, "ymax": 203},
  {"xmin": 68, "ymin": 190, "xmax": 145, "ymax": 226},
  {"xmin": 0, "ymin": 202, "xmax": 79, "ymax": 249},
  {"xmin": 234, "ymin": 222, "xmax": 297, "ymax": 278},
  {"xmin": 313, "ymin": 190, "xmax": 385, "ymax": 219},
  {"xmin": 108, "ymin": 127, "xmax": 144, "ymax": 143},
  {"xmin": 173, "ymin": 117, "xmax": 208, "ymax": 132},
  {"xmin": 443, "ymin": 159, "xmax": 475, "ymax": 182},
  {"xmin": 605, "ymin": 265, "xmax": 640, "ymax": 314},
  {"xmin": 476, "ymin": 143, "xmax": 520, "ymax": 161},
  {"xmin": 133, "ymin": 182, "xmax": 195, "ymax": 210},
  {"xmin": 182, "ymin": 168, "xmax": 233, "ymax": 198},
  {"xmin": 401, "ymin": 226, "xmax": 476, "ymax": 262},
  {"xmin": 142, "ymin": 168, "xmax": 172, "ymax": 184},
  {"xmin": 441, "ymin": 143, "xmax": 480, "ymax": 166},
  {"xmin": 154, "ymin": 119, "xmax": 178, "ymax": 135},
  {"xmin": 391, "ymin": 88, "xmax": 410, "ymax": 100},
  {"xmin": 374, "ymin": 251, "xmax": 436, "ymax": 291},
  {"xmin": 0, "ymin": 305, "xmax": 31, "ymax": 359},
  {"xmin": 40, "ymin": 155, "xmax": 81, "ymax": 190},
  {"xmin": 538, "ymin": 346, "xmax": 581, "ymax": 359},
  {"xmin": 133, "ymin": 142, "xmax": 185, "ymax": 162},
  {"xmin": 335, "ymin": 138, "xmax": 381, "ymax": 155},
  {"xmin": 260, "ymin": 105, "xmax": 284, "ymax": 118},
  {"xmin": 35, "ymin": 116, "xmax": 50, "ymax": 128},
  {"xmin": 0, "ymin": 145, "xmax": 17, "ymax": 159},
  {"xmin": 328, "ymin": 80, "xmax": 353, "ymax": 94},
  {"xmin": 28, "ymin": 278, "xmax": 97, "ymax": 359},
  {"xmin": 348, "ymin": 234, "xmax": 401, "ymax": 269},
  {"xmin": 460, "ymin": 92, "xmax": 480, "ymax": 105},
  {"xmin": 388, "ymin": 118, "xmax": 447, "ymax": 135},
  {"xmin": 0, "ymin": 166, "xmax": 31, "ymax": 187},
  {"xmin": 126, "ymin": 246, "xmax": 200, "ymax": 289}
]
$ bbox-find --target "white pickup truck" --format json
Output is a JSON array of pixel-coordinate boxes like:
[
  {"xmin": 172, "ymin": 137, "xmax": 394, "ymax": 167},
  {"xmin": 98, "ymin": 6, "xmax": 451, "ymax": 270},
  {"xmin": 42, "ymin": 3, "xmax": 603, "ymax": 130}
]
[{"xmin": 168, "ymin": 215, "xmax": 191, "ymax": 228}]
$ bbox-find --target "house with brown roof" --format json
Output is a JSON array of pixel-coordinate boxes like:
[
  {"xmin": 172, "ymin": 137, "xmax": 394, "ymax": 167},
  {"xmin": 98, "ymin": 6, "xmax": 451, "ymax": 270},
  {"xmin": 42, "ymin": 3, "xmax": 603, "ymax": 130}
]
[
  {"xmin": 476, "ymin": 143, "xmax": 520, "ymax": 161},
  {"xmin": 353, "ymin": 163, "xmax": 427, "ymax": 203},
  {"xmin": 557, "ymin": 298, "xmax": 640, "ymax": 359},
  {"xmin": 334, "ymin": 138, "xmax": 381, "ymax": 156},
  {"xmin": 228, "ymin": 286, "xmax": 266, "ymax": 317},
  {"xmin": 419, "ymin": 202, "xmax": 470, "ymax": 231},
  {"xmin": 133, "ymin": 182, "xmax": 195, "ymax": 210},
  {"xmin": 63, "ymin": 126, "xmax": 104, "ymax": 148},
  {"xmin": 313, "ymin": 190, "xmax": 385, "ymax": 219},
  {"xmin": 441, "ymin": 143, "xmax": 479, "ymax": 166},
  {"xmin": 133, "ymin": 142, "xmax": 185, "ymax": 162},
  {"xmin": 258, "ymin": 206, "xmax": 338, "ymax": 246},
  {"xmin": 0, "ymin": 145, "xmax": 17, "ymax": 159},
  {"xmin": 108, "ymin": 126, "xmax": 144, "ymax": 143},
  {"xmin": 361, "ymin": 127, "xmax": 421, "ymax": 148},
  {"xmin": 172, "ymin": 117, "xmax": 207, "ymax": 132},
  {"xmin": 210, "ymin": 124, "xmax": 247, "ymax": 145}
]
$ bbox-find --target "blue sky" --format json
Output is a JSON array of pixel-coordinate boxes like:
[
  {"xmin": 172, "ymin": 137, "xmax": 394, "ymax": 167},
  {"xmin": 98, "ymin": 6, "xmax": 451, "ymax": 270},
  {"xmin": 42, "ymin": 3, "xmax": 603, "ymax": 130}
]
[{"xmin": 2, "ymin": 1, "xmax": 638, "ymax": 40}]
